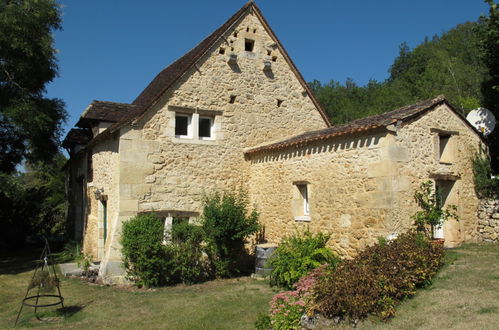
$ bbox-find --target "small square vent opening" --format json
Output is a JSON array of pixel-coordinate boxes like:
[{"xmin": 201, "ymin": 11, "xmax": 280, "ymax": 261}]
[{"xmin": 245, "ymin": 39, "xmax": 255, "ymax": 52}]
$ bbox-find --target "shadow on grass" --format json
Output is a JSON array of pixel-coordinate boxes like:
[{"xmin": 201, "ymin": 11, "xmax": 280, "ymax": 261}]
[
  {"xmin": 0, "ymin": 248, "xmax": 41, "ymax": 275},
  {"xmin": 16, "ymin": 301, "xmax": 92, "ymax": 327},
  {"xmin": 57, "ymin": 301, "xmax": 92, "ymax": 317}
]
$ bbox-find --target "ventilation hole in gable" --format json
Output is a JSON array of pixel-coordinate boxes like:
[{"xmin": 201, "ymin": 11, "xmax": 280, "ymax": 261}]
[
  {"xmin": 229, "ymin": 95, "xmax": 236, "ymax": 104},
  {"xmin": 253, "ymin": 28, "xmax": 257, "ymax": 33},
  {"xmin": 267, "ymin": 50, "xmax": 272, "ymax": 56},
  {"xmin": 246, "ymin": 27, "xmax": 250, "ymax": 32},
  {"xmin": 234, "ymin": 32, "xmax": 238, "ymax": 37},
  {"xmin": 245, "ymin": 39, "xmax": 255, "ymax": 52},
  {"xmin": 219, "ymin": 48, "xmax": 225, "ymax": 55},
  {"xmin": 272, "ymin": 56, "xmax": 277, "ymax": 62},
  {"xmin": 231, "ymin": 47, "xmax": 234, "ymax": 52},
  {"xmin": 277, "ymin": 99, "xmax": 283, "ymax": 107}
]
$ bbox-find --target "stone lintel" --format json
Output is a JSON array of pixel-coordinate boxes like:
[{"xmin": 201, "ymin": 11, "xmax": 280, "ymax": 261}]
[
  {"xmin": 430, "ymin": 172, "xmax": 461, "ymax": 181},
  {"xmin": 138, "ymin": 209, "xmax": 199, "ymax": 218},
  {"xmin": 430, "ymin": 128, "xmax": 460, "ymax": 136},
  {"xmin": 168, "ymin": 105, "xmax": 223, "ymax": 116}
]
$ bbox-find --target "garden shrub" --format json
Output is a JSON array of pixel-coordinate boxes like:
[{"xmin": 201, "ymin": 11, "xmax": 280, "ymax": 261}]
[
  {"xmin": 122, "ymin": 213, "xmax": 213, "ymax": 286},
  {"xmin": 257, "ymin": 264, "xmax": 331, "ymax": 330},
  {"xmin": 121, "ymin": 213, "xmax": 172, "ymax": 287},
  {"xmin": 166, "ymin": 221, "xmax": 208, "ymax": 284},
  {"xmin": 201, "ymin": 190, "xmax": 260, "ymax": 277},
  {"xmin": 268, "ymin": 230, "xmax": 339, "ymax": 289},
  {"xmin": 312, "ymin": 231, "xmax": 444, "ymax": 322}
]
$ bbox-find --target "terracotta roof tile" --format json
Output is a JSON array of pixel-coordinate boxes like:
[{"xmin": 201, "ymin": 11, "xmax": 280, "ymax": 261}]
[
  {"xmin": 62, "ymin": 128, "xmax": 91, "ymax": 149},
  {"xmin": 76, "ymin": 100, "xmax": 138, "ymax": 127}
]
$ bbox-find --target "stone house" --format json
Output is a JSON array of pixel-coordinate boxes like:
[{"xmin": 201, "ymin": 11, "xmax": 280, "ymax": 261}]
[{"xmin": 63, "ymin": 2, "xmax": 486, "ymax": 283}]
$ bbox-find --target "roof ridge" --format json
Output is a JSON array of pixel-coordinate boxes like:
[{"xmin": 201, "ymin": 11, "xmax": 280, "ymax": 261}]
[{"xmin": 91, "ymin": 100, "xmax": 137, "ymax": 106}]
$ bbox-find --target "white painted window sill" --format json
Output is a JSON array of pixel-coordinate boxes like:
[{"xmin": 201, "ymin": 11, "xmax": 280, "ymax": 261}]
[
  {"xmin": 172, "ymin": 138, "xmax": 218, "ymax": 145},
  {"xmin": 294, "ymin": 216, "xmax": 311, "ymax": 222}
]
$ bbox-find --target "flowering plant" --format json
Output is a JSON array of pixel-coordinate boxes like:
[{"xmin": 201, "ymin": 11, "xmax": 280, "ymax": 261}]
[
  {"xmin": 267, "ymin": 264, "xmax": 331, "ymax": 329},
  {"xmin": 269, "ymin": 290, "xmax": 305, "ymax": 329}
]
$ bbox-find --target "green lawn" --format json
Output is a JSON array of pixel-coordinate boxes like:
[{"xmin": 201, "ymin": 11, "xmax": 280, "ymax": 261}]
[
  {"xmin": 1, "ymin": 243, "xmax": 498, "ymax": 329},
  {"xmin": 0, "ymin": 250, "xmax": 275, "ymax": 329}
]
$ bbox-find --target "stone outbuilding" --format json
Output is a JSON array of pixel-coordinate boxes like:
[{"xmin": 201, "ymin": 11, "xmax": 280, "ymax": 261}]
[{"xmin": 63, "ymin": 2, "xmax": 486, "ymax": 283}]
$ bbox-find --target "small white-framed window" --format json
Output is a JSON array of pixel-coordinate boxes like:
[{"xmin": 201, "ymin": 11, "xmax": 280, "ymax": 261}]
[
  {"xmin": 175, "ymin": 114, "xmax": 192, "ymax": 138},
  {"xmin": 198, "ymin": 116, "xmax": 214, "ymax": 140},
  {"xmin": 297, "ymin": 184, "xmax": 309, "ymax": 215},
  {"xmin": 293, "ymin": 182, "xmax": 310, "ymax": 221}
]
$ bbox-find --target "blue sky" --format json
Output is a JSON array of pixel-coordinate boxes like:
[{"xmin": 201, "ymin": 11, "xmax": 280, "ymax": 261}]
[{"xmin": 46, "ymin": 1, "xmax": 490, "ymax": 136}]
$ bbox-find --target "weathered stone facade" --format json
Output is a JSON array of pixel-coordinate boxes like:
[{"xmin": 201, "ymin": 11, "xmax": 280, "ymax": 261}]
[
  {"xmin": 63, "ymin": 2, "xmax": 488, "ymax": 283},
  {"xmin": 246, "ymin": 104, "xmax": 483, "ymax": 257},
  {"xmin": 477, "ymin": 198, "xmax": 499, "ymax": 242}
]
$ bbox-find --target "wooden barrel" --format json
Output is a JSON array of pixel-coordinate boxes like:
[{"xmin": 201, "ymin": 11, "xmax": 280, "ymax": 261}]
[{"xmin": 255, "ymin": 243, "xmax": 278, "ymax": 277}]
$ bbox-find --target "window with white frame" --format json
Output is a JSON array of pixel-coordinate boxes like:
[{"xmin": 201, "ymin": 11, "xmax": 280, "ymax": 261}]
[
  {"xmin": 298, "ymin": 184, "xmax": 309, "ymax": 215},
  {"xmin": 293, "ymin": 182, "xmax": 310, "ymax": 221},
  {"xmin": 175, "ymin": 114, "xmax": 192, "ymax": 138},
  {"xmin": 170, "ymin": 106, "xmax": 221, "ymax": 142},
  {"xmin": 198, "ymin": 116, "xmax": 214, "ymax": 140}
]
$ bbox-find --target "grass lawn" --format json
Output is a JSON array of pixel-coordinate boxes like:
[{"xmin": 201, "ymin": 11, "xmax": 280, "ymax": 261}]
[
  {"xmin": 1, "ymin": 243, "xmax": 498, "ymax": 329},
  {"xmin": 0, "ymin": 249, "xmax": 275, "ymax": 329}
]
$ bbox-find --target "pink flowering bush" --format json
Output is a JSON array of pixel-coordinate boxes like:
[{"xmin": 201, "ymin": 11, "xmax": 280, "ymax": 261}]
[
  {"xmin": 269, "ymin": 290, "xmax": 305, "ymax": 329},
  {"xmin": 259, "ymin": 264, "xmax": 331, "ymax": 329}
]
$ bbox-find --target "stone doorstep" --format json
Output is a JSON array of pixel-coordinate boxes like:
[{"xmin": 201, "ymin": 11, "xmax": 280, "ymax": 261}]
[{"xmin": 59, "ymin": 262, "xmax": 100, "ymax": 277}]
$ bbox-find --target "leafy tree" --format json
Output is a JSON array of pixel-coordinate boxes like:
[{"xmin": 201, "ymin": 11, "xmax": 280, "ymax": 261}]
[
  {"xmin": 0, "ymin": 153, "xmax": 67, "ymax": 249},
  {"xmin": 310, "ymin": 21, "xmax": 487, "ymax": 125},
  {"xmin": 479, "ymin": 0, "xmax": 499, "ymax": 170},
  {"xmin": 0, "ymin": 0, "xmax": 67, "ymax": 173},
  {"xmin": 22, "ymin": 154, "xmax": 67, "ymax": 237}
]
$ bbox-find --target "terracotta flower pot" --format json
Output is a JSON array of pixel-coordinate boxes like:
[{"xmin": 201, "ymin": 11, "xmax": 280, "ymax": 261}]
[{"xmin": 431, "ymin": 238, "xmax": 445, "ymax": 246}]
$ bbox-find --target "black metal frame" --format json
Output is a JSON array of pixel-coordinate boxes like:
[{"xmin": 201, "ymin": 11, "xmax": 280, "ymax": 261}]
[{"xmin": 15, "ymin": 237, "xmax": 64, "ymax": 326}]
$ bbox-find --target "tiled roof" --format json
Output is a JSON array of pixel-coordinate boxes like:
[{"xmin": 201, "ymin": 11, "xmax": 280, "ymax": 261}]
[
  {"xmin": 62, "ymin": 128, "xmax": 91, "ymax": 149},
  {"xmin": 76, "ymin": 100, "xmax": 138, "ymax": 128},
  {"xmin": 245, "ymin": 96, "xmax": 480, "ymax": 155}
]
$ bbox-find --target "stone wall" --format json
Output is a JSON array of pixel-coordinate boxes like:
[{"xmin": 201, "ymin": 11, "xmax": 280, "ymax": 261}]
[
  {"xmin": 116, "ymin": 11, "xmax": 328, "ymax": 221},
  {"xmin": 83, "ymin": 136, "xmax": 120, "ymax": 261},
  {"xmin": 477, "ymin": 198, "xmax": 499, "ymax": 242},
  {"xmin": 247, "ymin": 104, "xmax": 483, "ymax": 257},
  {"xmin": 92, "ymin": 10, "xmax": 329, "ymax": 281}
]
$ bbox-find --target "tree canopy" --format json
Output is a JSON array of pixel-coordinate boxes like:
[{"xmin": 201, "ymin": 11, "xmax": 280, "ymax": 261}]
[
  {"xmin": 479, "ymin": 0, "xmax": 499, "ymax": 169},
  {"xmin": 0, "ymin": 0, "xmax": 67, "ymax": 173},
  {"xmin": 0, "ymin": 0, "xmax": 68, "ymax": 248},
  {"xmin": 310, "ymin": 21, "xmax": 487, "ymax": 126}
]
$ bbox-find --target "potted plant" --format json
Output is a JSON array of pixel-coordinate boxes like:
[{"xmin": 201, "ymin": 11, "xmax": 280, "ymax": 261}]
[{"xmin": 411, "ymin": 180, "xmax": 459, "ymax": 243}]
